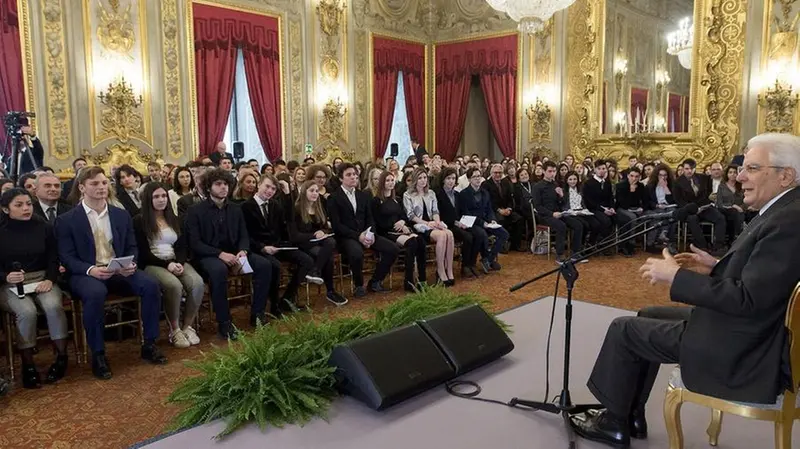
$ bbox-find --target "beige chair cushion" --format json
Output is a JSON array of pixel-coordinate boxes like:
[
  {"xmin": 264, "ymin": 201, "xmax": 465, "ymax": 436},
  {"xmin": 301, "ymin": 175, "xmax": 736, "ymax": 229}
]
[{"xmin": 669, "ymin": 367, "xmax": 797, "ymax": 411}]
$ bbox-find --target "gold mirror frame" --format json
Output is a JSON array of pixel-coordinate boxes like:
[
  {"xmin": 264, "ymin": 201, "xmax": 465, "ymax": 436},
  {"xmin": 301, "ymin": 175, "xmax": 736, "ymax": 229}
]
[{"xmin": 566, "ymin": 0, "xmax": 747, "ymax": 166}]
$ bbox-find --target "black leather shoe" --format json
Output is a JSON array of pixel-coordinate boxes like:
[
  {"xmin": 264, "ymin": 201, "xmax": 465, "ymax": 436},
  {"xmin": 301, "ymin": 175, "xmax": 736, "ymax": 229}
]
[
  {"xmin": 45, "ymin": 354, "xmax": 68, "ymax": 383},
  {"xmin": 443, "ymin": 279, "xmax": 455, "ymax": 287},
  {"xmin": 353, "ymin": 286, "xmax": 367, "ymax": 298},
  {"xmin": 569, "ymin": 410, "xmax": 630, "ymax": 449},
  {"xmin": 480, "ymin": 259, "xmax": 491, "ymax": 274},
  {"xmin": 141, "ymin": 344, "xmax": 167, "ymax": 365},
  {"xmin": 218, "ymin": 321, "xmax": 239, "ymax": 340},
  {"xmin": 490, "ymin": 260, "xmax": 502, "ymax": 271},
  {"xmin": 461, "ymin": 266, "xmax": 476, "ymax": 279},
  {"xmin": 251, "ymin": 312, "xmax": 268, "ymax": 327},
  {"xmin": 21, "ymin": 364, "xmax": 42, "ymax": 389},
  {"xmin": 629, "ymin": 408, "xmax": 647, "ymax": 439},
  {"xmin": 368, "ymin": 280, "xmax": 389, "ymax": 293},
  {"xmin": 92, "ymin": 354, "xmax": 113, "ymax": 380}
]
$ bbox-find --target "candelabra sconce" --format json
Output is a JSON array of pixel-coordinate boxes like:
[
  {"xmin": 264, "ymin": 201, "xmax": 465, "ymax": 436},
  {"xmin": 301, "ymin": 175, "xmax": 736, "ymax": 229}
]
[
  {"xmin": 758, "ymin": 80, "xmax": 799, "ymax": 133},
  {"xmin": 526, "ymin": 97, "xmax": 552, "ymax": 141},
  {"xmin": 320, "ymin": 97, "xmax": 347, "ymax": 145},
  {"xmin": 614, "ymin": 57, "xmax": 628, "ymax": 108},
  {"xmin": 655, "ymin": 68, "xmax": 671, "ymax": 110},
  {"xmin": 97, "ymin": 76, "xmax": 143, "ymax": 143}
]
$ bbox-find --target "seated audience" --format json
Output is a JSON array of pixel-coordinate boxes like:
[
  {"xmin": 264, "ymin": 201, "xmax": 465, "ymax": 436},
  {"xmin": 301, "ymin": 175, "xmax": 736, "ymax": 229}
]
[
  {"xmin": 114, "ymin": 164, "xmax": 143, "ymax": 216},
  {"xmin": 231, "ymin": 169, "xmax": 258, "ymax": 204},
  {"xmin": 404, "ymin": 168, "xmax": 455, "ymax": 285},
  {"xmin": 614, "ymin": 167, "xmax": 650, "ymax": 256},
  {"xmin": 177, "ymin": 165, "xmax": 208, "ymax": 217},
  {"xmin": 0, "ymin": 178, "xmax": 14, "ymax": 195},
  {"xmin": 144, "ymin": 162, "xmax": 163, "ymax": 184},
  {"xmin": 482, "ymin": 164, "xmax": 524, "ymax": 252},
  {"xmin": 562, "ymin": 171, "xmax": 602, "ymax": 247},
  {"xmin": 673, "ymin": 158, "xmax": 727, "ymax": 252},
  {"xmin": 169, "ymin": 166, "xmax": 194, "ymax": 214},
  {"xmin": 373, "ymin": 171, "xmax": 427, "ymax": 291},
  {"xmin": 32, "ymin": 173, "xmax": 72, "ymax": 222},
  {"xmin": 437, "ymin": 167, "xmax": 486, "ymax": 278},
  {"xmin": 289, "ymin": 180, "xmax": 346, "ymax": 305},
  {"xmin": 184, "ymin": 168, "xmax": 275, "ymax": 339},
  {"xmin": 532, "ymin": 161, "xmax": 585, "ymax": 262},
  {"xmin": 306, "ymin": 164, "xmax": 331, "ymax": 207},
  {"xmin": 645, "ymin": 164, "xmax": 678, "ymax": 252},
  {"xmin": 208, "ymin": 141, "xmax": 233, "ymax": 166},
  {"xmin": 56, "ymin": 167, "xmax": 166, "ymax": 380},
  {"xmin": 715, "ymin": 164, "xmax": 745, "ymax": 244},
  {"xmin": 456, "ymin": 159, "xmax": 481, "ymax": 191},
  {"xmin": 242, "ymin": 174, "xmax": 323, "ymax": 314},
  {"xmin": 570, "ymin": 133, "xmax": 800, "ymax": 449},
  {"xmin": 327, "ymin": 163, "xmax": 398, "ymax": 297},
  {"xmin": 0, "ymin": 188, "xmax": 69, "ymax": 388},
  {"xmin": 458, "ymin": 167, "xmax": 508, "ymax": 273},
  {"xmin": 18, "ymin": 173, "xmax": 37, "ymax": 196},
  {"xmin": 133, "ymin": 183, "xmax": 205, "ymax": 348},
  {"xmin": 581, "ymin": 160, "xmax": 616, "ymax": 247}
]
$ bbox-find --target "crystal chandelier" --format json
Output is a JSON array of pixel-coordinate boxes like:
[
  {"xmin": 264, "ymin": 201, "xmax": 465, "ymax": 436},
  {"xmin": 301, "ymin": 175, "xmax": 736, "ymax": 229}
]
[
  {"xmin": 666, "ymin": 17, "xmax": 693, "ymax": 70},
  {"xmin": 485, "ymin": 0, "xmax": 577, "ymax": 34}
]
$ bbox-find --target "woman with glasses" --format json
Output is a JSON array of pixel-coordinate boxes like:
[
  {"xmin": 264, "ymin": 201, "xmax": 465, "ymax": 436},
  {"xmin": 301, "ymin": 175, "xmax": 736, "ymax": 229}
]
[{"xmin": 306, "ymin": 164, "xmax": 331, "ymax": 208}]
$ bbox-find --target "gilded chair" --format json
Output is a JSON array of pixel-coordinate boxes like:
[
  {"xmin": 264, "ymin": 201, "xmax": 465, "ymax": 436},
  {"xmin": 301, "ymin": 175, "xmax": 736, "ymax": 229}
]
[{"xmin": 664, "ymin": 282, "xmax": 800, "ymax": 449}]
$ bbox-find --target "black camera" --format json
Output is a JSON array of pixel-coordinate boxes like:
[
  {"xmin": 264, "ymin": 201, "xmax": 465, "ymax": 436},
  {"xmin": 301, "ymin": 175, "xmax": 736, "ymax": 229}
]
[{"xmin": 3, "ymin": 111, "xmax": 36, "ymax": 133}]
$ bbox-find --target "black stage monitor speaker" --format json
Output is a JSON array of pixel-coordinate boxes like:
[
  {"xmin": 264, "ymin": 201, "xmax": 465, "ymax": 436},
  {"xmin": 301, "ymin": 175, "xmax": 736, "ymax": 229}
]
[
  {"xmin": 390, "ymin": 143, "xmax": 399, "ymax": 157},
  {"xmin": 233, "ymin": 141, "xmax": 245, "ymax": 159},
  {"xmin": 419, "ymin": 305, "xmax": 514, "ymax": 376},
  {"xmin": 329, "ymin": 323, "xmax": 455, "ymax": 411}
]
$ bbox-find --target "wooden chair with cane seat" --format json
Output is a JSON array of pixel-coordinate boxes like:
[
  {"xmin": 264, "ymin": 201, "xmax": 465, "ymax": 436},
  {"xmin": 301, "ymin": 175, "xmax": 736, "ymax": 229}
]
[{"xmin": 664, "ymin": 282, "xmax": 800, "ymax": 449}]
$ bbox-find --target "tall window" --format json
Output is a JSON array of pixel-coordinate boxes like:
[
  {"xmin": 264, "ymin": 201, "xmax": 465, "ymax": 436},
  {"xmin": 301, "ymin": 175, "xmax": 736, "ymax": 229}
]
[
  {"xmin": 223, "ymin": 49, "xmax": 268, "ymax": 166},
  {"xmin": 383, "ymin": 71, "xmax": 413, "ymax": 164}
]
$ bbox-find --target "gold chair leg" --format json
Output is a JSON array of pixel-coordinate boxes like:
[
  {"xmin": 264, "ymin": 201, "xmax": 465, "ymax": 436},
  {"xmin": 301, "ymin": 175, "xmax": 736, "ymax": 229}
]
[
  {"xmin": 706, "ymin": 409, "xmax": 723, "ymax": 446},
  {"xmin": 774, "ymin": 416, "xmax": 793, "ymax": 449},
  {"xmin": 664, "ymin": 387, "xmax": 685, "ymax": 449}
]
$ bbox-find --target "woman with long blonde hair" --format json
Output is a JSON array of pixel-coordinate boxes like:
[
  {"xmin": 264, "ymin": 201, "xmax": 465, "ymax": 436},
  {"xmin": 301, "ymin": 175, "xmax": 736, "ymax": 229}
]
[
  {"xmin": 232, "ymin": 169, "xmax": 259, "ymax": 203},
  {"xmin": 403, "ymin": 168, "xmax": 455, "ymax": 286}
]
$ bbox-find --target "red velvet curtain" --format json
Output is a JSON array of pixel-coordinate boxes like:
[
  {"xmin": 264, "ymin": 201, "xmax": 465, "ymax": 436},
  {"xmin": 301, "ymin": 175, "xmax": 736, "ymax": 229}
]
[
  {"xmin": 373, "ymin": 37, "xmax": 425, "ymax": 159},
  {"xmin": 193, "ymin": 4, "xmax": 282, "ymax": 159},
  {"xmin": 0, "ymin": 0, "xmax": 25, "ymax": 130},
  {"xmin": 435, "ymin": 35, "xmax": 518, "ymax": 160}
]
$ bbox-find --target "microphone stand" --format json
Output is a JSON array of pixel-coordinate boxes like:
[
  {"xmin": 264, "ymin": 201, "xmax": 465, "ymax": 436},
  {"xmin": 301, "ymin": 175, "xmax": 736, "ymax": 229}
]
[{"xmin": 507, "ymin": 217, "xmax": 677, "ymax": 449}]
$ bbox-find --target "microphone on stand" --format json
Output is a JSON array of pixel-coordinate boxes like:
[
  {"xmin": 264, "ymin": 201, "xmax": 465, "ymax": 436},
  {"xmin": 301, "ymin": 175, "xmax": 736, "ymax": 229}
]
[{"xmin": 11, "ymin": 262, "xmax": 25, "ymax": 299}]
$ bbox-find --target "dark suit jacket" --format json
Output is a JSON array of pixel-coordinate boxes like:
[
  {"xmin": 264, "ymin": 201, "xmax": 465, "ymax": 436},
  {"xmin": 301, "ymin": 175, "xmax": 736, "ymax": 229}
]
[
  {"xmin": 209, "ymin": 151, "xmax": 234, "ymax": 166},
  {"xmin": 481, "ymin": 178, "xmax": 514, "ymax": 212},
  {"xmin": 116, "ymin": 186, "xmax": 141, "ymax": 216},
  {"xmin": 671, "ymin": 187, "xmax": 800, "ymax": 403},
  {"xmin": 457, "ymin": 185, "xmax": 495, "ymax": 227},
  {"xmin": 582, "ymin": 177, "xmax": 615, "ymax": 212},
  {"xmin": 55, "ymin": 204, "xmax": 138, "ymax": 276},
  {"xmin": 241, "ymin": 197, "xmax": 288, "ymax": 253},
  {"xmin": 327, "ymin": 187, "xmax": 374, "ymax": 240},
  {"xmin": 614, "ymin": 181, "xmax": 650, "ymax": 210},
  {"xmin": 184, "ymin": 199, "xmax": 249, "ymax": 258},
  {"xmin": 131, "ymin": 215, "xmax": 188, "ymax": 268},
  {"xmin": 33, "ymin": 200, "xmax": 73, "ymax": 221},
  {"xmin": 435, "ymin": 188, "xmax": 462, "ymax": 228},
  {"xmin": 177, "ymin": 191, "xmax": 204, "ymax": 217},
  {"xmin": 18, "ymin": 137, "xmax": 44, "ymax": 175},
  {"xmin": 674, "ymin": 173, "xmax": 713, "ymax": 207},
  {"xmin": 61, "ymin": 178, "xmax": 75, "ymax": 202}
]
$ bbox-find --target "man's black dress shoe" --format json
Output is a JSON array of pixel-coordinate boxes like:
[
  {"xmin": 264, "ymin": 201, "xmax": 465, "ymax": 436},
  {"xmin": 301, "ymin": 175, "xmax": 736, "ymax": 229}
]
[
  {"xmin": 92, "ymin": 354, "xmax": 113, "ymax": 380},
  {"xmin": 368, "ymin": 280, "xmax": 389, "ymax": 293},
  {"xmin": 568, "ymin": 410, "xmax": 630, "ymax": 448},
  {"xmin": 21, "ymin": 364, "xmax": 42, "ymax": 389},
  {"xmin": 46, "ymin": 354, "xmax": 68, "ymax": 383},
  {"xmin": 218, "ymin": 320, "xmax": 239, "ymax": 340},
  {"xmin": 251, "ymin": 312, "xmax": 268, "ymax": 327},
  {"xmin": 141, "ymin": 344, "xmax": 167, "ymax": 365},
  {"xmin": 629, "ymin": 407, "xmax": 647, "ymax": 439}
]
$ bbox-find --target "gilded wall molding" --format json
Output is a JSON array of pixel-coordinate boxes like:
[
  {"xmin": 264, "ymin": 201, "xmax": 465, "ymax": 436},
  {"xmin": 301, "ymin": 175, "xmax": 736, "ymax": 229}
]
[
  {"xmin": 289, "ymin": 18, "xmax": 305, "ymax": 160},
  {"xmin": 315, "ymin": 0, "xmax": 348, "ymax": 146},
  {"xmin": 528, "ymin": 21, "xmax": 554, "ymax": 147},
  {"xmin": 82, "ymin": 0, "xmax": 152, "ymax": 147},
  {"xmin": 758, "ymin": 0, "xmax": 800, "ymax": 134},
  {"xmin": 565, "ymin": 0, "xmax": 746, "ymax": 166},
  {"xmin": 41, "ymin": 0, "xmax": 73, "ymax": 160},
  {"xmin": 17, "ymin": 0, "xmax": 36, "ymax": 117},
  {"xmin": 355, "ymin": 29, "xmax": 369, "ymax": 160},
  {"xmin": 161, "ymin": 0, "xmax": 184, "ymax": 159}
]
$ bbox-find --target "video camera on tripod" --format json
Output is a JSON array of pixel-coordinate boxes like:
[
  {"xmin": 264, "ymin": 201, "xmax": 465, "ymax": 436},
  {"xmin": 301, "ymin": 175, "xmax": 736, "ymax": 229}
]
[{"xmin": 2, "ymin": 110, "xmax": 37, "ymax": 182}]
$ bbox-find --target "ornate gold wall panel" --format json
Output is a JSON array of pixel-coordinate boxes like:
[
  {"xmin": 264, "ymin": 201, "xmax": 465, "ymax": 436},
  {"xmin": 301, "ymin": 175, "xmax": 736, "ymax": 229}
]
[
  {"xmin": 566, "ymin": 0, "xmax": 747, "ymax": 166},
  {"xmin": 758, "ymin": 0, "xmax": 800, "ymax": 134},
  {"xmin": 355, "ymin": 30, "xmax": 369, "ymax": 160},
  {"xmin": 82, "ymin": 0, "xmax": 152, "ymax": 147},
  {"xmin": 289, "ymin": 18, "xmax": 305, "ymax": 161},
  {"xmin": 528, "ymin": 21, "xmax": 555, "ymax": 148},
  {"xmin": 161, "ymin": 0, "xmax": 185, "ymax": 158},
  {"xmin": 314, "ymin": 0, "xmax": 348, "ymax": 147},
  {"xmin": 17, "ymin": 0, "xmax": 36, "ymax": 116},
  {"xmin": 41, "ymin": 0, "xmax": 74, "ymax": 160}
]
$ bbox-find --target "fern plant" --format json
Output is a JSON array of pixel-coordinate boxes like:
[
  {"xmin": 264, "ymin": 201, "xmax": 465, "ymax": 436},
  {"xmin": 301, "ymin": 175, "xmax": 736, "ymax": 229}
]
[{"xmin": 167, "ymin": 286, "xmax": 508, "ymax": 438}]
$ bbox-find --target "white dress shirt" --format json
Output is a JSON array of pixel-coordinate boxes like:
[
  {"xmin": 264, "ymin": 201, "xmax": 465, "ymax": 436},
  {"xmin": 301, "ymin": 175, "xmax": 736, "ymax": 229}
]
[
  {"xmin": 759, "ymin": 187, "xmax": 795, "ymax": 216},
  {"xmin": 342, "ymin": 186, "xmax": 358, "ymax": 213},
  {"xmin": 82, "ymin": 200, "xmax": 116, "ymax": 273},
  {"xmin": 712, "ymin": 178, "xmax": 721, "ymax": 194}
]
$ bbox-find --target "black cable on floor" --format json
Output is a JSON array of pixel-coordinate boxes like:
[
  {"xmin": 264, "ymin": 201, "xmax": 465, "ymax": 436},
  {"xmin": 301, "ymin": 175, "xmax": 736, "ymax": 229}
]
[{"xmin": 445, "ymin": 380, "xmax": 512, "ymax": 407}]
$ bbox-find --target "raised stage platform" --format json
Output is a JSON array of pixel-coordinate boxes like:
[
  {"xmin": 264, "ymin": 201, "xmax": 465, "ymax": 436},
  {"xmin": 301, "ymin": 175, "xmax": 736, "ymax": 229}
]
[{"xmin": 139, "ymin": 297, "xmax": 797, "ymax": 448}]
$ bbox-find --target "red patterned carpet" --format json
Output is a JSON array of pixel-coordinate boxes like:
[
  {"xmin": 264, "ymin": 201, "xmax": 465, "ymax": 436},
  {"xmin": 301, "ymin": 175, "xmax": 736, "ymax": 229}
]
[{"xmin": 0, "ymin": 252, "xmax": 674, "ymax": 448}]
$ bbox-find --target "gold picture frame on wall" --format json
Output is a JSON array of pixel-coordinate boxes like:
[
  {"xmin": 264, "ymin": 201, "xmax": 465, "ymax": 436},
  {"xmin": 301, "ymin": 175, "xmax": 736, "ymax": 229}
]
[
  {"xmin": 565, "ymin": 0, "xmax": 747, "ymax": 166},
  {"xmin": 184, "ymin": 0, "xmax": 288, "ymax": 162}
]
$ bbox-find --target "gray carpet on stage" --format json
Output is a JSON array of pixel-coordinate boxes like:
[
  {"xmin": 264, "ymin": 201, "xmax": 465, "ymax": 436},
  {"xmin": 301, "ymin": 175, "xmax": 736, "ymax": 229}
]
[{"xmin": 141, "ymin": 298, "xmax": 796, "ymax": 449}]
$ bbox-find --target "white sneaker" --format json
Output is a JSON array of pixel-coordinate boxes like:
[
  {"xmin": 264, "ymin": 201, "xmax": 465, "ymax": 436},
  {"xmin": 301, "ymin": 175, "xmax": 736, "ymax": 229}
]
[
  {"xmin": 182, "ymin": 326, "xmax": 200, "ymax": 346},
  {"xmin": 169, "ymin": 329, "xmax": 191, "ymax": 348}
]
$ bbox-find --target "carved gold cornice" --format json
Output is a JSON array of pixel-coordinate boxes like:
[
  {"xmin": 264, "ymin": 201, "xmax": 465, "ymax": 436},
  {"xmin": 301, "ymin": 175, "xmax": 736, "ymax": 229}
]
[
  {"xmin": 41, "ymin": 0, "xmax": 73, "ymax": 160},
  {"xmin": 161, "ymin": 0, "xmax": 184, "ymax": 159},
  {"xmin": 565, "ymin": 0, "xmax": 746, "ymax": 167}
]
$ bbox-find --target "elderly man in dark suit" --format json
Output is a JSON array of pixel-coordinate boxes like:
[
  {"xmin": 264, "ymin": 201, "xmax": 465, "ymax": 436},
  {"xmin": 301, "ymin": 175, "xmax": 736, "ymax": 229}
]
[
  {"xmin": 458, "ymin": 167, "xmax": 509, "ymax": 273},
  {"xmin": 569, "ymin": 133, "xmax": 800, "ymax": 448},
  {"xmin": 327, "ymin": 163, "xmax": 398, "ymax": 298},
  {"xmin": 185, "ymin": 168, "xmax": 275, "ymax": 340},
  {"xmin": 32, "ymin": 173, "xmax": 72, "ymax": 222},
  {"xmin": 482, "ymin": 163, "xmax": 523, "ymax": 252},
  {"xmin": 673, "ymin": 158, "xmax": 727, "ymax": 253},
  {"xmin": 56, "ymin": 167, "xmax": 166, "ymax": 380}
]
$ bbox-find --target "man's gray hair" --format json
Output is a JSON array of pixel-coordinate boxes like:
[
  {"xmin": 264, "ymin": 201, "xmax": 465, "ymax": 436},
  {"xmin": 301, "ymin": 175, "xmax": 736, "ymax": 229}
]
[
  {"xmin": 746, "ymin": 133, "xmax": 800, "ymax": 183},
  {"xmin": 35, "ymin": 172, "xmax": 60, "ymax": 186}
]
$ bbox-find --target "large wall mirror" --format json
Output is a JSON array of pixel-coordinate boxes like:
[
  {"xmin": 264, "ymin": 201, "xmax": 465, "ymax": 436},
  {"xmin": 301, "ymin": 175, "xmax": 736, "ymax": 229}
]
[{"xmin": 601, "ymin": 0, "xmax": 694, "ymax": 135}]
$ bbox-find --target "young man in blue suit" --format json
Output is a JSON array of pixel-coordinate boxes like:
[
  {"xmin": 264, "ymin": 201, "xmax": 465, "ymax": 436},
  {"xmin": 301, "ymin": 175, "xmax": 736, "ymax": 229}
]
[
  {"xmin": 457, "ymin": 167, "xmax": 509, "ymax": 273},
  {"xmin": 56, "ymin": 166, "xmax": 166, "ymax": 380}
]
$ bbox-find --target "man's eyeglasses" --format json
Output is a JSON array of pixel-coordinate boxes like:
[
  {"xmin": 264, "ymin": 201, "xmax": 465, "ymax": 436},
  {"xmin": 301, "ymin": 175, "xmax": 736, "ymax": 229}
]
[{"xmin": 737, "ymin": 164, "xmax": 786, "ymax": 174}]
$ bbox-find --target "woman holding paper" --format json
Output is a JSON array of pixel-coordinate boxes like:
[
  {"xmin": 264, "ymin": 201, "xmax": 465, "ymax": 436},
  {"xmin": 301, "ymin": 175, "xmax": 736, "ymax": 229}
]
[
  {"xmin": 133, "ymin": 183, "xmax": 205, "ymax": 348},
  {"xmin": 0, "ymin": 188, "xmax": 69, "ymax": 388},
  {"xmin": 403, "ymin": 168, "xmax": 455, "ymax": 286},
  {"xmin": 372, "ymin": 171, "xmax": 427, "ymax": 291},
  {"xmin": 289, "ymin": 181, "xmax": 347, "ymax": 306},
  {"xmin": 562, "ymin": 172, "xmax": 602, "ymax": 248}
]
